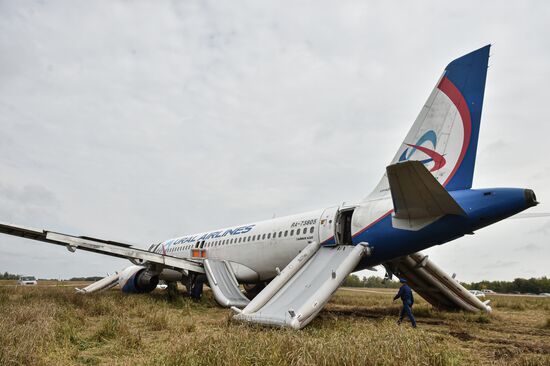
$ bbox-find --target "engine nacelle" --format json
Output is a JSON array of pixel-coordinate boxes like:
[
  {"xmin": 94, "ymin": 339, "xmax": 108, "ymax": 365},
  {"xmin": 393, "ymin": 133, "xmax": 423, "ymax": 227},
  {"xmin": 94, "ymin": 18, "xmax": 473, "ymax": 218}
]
[{"xmin": 119, "ymin": 265, "xmax": 159, "ymax": 293}]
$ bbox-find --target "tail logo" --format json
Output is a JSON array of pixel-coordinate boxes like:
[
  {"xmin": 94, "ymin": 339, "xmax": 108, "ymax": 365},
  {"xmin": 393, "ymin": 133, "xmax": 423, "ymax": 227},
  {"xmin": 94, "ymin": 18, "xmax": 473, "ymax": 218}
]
[{"xmin": 399, "ymin": 130, "xmax": 446, "ymax": 172}]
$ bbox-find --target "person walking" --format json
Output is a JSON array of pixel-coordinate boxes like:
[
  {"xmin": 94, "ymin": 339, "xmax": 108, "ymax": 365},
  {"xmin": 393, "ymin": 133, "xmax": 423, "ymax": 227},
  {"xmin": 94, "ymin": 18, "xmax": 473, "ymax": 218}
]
[{"xmin": 393, "ymin": 278, "xmax": 417, "ymax": 328}]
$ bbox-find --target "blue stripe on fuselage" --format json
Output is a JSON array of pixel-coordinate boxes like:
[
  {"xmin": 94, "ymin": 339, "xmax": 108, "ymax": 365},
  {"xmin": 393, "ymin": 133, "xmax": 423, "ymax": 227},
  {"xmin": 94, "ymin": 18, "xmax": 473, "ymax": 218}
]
[{"xmin": 353, "ymin": 188, "xmax": 528, "ymax": 269}]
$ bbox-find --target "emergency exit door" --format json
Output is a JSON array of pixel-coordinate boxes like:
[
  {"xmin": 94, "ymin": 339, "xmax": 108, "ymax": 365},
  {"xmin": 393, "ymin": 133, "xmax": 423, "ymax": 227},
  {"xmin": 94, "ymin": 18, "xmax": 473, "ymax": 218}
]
[{"xmin": 318, "ymin": 206, "xmax": 338, "ymax": 246}]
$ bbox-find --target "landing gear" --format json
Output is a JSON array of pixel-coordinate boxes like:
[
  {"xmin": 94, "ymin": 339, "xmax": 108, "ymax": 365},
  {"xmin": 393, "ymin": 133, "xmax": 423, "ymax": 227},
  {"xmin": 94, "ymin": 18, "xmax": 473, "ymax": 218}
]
[
  {"xmin": 166, "ymin": 281, "xmax": 179, "ymax": 301},
  {"xmin": 186, "ymin": 272, "xmax": 207, "ymax": 300},
  {"xmin": 243, "ymin": 282, "xmax": 267, "ymax": 300}
]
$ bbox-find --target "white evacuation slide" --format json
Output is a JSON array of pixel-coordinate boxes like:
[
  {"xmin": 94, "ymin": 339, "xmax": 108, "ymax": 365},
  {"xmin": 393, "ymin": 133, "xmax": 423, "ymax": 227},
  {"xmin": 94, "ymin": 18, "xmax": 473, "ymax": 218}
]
[{"xmin": 233, "ymin": 241, "xmax": 371, "ymax": 329}]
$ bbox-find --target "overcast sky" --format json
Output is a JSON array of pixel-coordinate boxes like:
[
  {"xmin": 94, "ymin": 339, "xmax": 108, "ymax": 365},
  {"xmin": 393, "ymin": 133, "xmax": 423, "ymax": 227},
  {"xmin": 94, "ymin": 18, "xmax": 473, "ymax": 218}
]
[{"xmin": 1, "ymin": 1, "xmax": 549, "ymax": 282}]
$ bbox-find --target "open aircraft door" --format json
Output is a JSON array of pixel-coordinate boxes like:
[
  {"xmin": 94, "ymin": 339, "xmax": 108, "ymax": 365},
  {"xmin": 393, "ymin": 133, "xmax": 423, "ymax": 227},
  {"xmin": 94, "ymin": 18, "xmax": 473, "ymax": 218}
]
[{"xmin": 318, "ymin": 206, "xmax": 338, "ymax": 246}]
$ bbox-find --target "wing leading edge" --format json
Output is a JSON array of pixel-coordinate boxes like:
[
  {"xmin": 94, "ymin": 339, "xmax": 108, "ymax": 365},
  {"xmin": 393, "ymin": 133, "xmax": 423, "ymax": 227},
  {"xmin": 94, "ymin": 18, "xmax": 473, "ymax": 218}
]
[{"xmin": 0, "ymin": 222, "xmax": 204, "ymax": 274}]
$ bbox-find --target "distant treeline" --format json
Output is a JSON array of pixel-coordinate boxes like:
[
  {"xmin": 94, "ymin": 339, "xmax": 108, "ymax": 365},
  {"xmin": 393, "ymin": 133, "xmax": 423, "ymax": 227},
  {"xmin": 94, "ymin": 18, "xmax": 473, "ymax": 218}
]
[
  {"xmin": 1, "ymin": 272, "xmax": 19, "ymax": 280},
  {"xmin": 343, "ymin": 274, "xmax": 550, "ymax": 294},
  {"xmin": 3, "ymin": 270, "xmax": 549, "ymax": 293},
  {"xmin": 343, "ymin": 275, "xmax": 401, "ymax": 288},
  {"xmin": 462, "ymin": 277, "xmax": 550, "ymax": 294},
  {"xmin": 1, "ymin": 271, "xmax": 102, "ymax": 282},
  {"xmin": 68, "ymin": 277, "xmax": 103, "ymax": 281}
]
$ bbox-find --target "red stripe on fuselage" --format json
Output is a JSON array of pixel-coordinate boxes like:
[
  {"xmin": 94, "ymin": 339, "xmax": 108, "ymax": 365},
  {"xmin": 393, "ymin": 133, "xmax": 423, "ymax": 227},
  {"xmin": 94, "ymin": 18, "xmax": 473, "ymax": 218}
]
[{"xmin": 352, "ymin": 209, "xmax": 393, "ymax": 239}]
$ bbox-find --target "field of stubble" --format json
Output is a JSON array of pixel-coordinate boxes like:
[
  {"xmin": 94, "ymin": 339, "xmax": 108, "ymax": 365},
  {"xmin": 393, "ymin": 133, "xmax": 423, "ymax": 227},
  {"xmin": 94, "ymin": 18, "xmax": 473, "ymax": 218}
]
[{"xmin": 0, "ymin": 281, "xmax": 549, "ymax": 366}]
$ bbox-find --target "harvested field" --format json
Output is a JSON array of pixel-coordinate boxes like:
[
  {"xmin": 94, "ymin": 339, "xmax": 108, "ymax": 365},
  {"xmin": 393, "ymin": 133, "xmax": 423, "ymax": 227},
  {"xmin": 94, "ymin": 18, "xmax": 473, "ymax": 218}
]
[{"xmin": 0, "ymin": 282, "xmax": 549, "ymax": 365}]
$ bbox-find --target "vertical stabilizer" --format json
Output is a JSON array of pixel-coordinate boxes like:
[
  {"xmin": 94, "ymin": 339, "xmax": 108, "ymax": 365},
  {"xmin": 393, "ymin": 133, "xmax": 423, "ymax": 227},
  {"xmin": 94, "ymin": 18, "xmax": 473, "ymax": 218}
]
[{"xmin": 368, "ymin": 45, "xmax": 490, "ymax": 200}]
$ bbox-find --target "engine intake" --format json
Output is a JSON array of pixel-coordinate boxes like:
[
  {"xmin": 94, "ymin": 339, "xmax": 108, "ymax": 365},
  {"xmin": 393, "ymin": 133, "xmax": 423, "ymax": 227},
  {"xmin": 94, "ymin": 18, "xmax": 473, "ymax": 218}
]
[{"xmin": 119, "ymin": 265, "xmax": 159, "ymax": 293}]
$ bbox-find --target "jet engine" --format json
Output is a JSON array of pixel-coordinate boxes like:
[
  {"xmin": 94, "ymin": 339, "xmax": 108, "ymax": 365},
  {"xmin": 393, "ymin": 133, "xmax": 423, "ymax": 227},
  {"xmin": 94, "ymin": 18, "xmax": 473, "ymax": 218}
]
[
  {"xmin": 75, "ymin": 266, "xmax": 186, "ymax": 294},
  {"xmin": 119, "ymin": 265, "xmax": 159, "ymax": 293}
]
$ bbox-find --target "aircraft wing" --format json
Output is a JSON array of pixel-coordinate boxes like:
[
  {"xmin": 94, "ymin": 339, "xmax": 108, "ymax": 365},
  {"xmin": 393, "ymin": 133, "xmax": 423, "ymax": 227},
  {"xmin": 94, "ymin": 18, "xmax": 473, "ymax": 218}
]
[
  {"xmin": 0, "ymin": 221, "xmax": 204, "ymax": 274},
  {"xmin": 384, "ymin": 252, "xmax": 491, "ymax": 312}
]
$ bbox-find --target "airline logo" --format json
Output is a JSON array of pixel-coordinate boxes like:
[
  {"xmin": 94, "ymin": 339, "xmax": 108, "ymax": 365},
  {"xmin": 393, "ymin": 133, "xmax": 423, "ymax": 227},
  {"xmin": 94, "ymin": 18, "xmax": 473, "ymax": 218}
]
[
  {"xmin": 399, "ymin": 130, "xmax": 446, "ymax": 172},
  {"xmin": 164, "ymin": 224, "xmax": 256, "ymax": 248}
]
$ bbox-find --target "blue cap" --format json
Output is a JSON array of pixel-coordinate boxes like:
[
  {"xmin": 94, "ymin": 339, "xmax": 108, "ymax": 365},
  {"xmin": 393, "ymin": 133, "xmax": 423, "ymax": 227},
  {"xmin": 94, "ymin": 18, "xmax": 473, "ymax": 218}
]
[{"xmin": 399, "ymin": 278, "xmax": 407, "ymax": 283}]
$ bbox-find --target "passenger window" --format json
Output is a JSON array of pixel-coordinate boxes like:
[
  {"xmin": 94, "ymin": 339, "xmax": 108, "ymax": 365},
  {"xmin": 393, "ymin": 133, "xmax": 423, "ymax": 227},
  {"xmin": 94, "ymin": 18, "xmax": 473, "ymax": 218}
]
[
  {"xmin": 284, "ymin": 230, "xmax": 288, "ymax": 237},
  {"xmin": 248, "ymin": 236, "xmax": 251, "ymax": 242},
  {"xmin": 290, "ymin": 229, "xmax": 294, "ymax": 236},
  {"xmin": 252, "ymin": 235, "xmax": 256, "ymax": 241},
  {"xmin": 296, "ymin": 228, "xmax": 301, "ymax": 235},
  {"xmin": 278, "ymin": 231, "xmax": 282, "ymax": 238},
  {"xmin": 262, "ymin": 234, "xmax": 266, "ymax": 240},
  {"xmin": 310, "ymin": 227, "xmax": 314, "ymax": 234},
  {"xmin": 267, "ymin": 233, "xmax": 271, "ymax": 239}
]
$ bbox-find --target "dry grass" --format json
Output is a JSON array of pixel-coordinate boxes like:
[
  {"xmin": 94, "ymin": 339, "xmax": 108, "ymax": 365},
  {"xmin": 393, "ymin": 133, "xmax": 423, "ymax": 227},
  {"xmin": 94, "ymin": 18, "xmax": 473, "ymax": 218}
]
[{"xmin": 0, "ymin": 284, "xmax": 549, "ymax": 365}]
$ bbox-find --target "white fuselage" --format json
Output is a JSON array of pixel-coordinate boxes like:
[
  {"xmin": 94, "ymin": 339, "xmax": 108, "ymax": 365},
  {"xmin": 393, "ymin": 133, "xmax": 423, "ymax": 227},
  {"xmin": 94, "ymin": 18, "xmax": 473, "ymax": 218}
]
[{"xmin": 151, "ymin": 207, "xmax": 343, "ymax": 282}]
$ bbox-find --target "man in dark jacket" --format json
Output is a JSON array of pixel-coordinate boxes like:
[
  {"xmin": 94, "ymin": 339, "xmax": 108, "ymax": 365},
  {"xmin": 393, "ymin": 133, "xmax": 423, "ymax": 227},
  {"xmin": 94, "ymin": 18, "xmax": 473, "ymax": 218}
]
[{"xmin": 393, "ymin": 278, "xmax": 417, "ymax": 328}]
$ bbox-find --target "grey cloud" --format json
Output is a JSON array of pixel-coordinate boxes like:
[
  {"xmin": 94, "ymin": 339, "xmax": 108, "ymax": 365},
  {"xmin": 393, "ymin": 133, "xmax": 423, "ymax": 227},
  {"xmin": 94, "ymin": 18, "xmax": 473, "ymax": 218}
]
[
  {"xmin": 529, "ymin": 220, "xmax": 550, "ymax": 235},
  {"xmin": 0, "ymin": 184, "xmax": 59, "ymax": 207},
  {"xmin": 1, "ymin": 1, "xmax": 549, "ymax": 279},
  {"xmin": 519, "ymin": 243, "xmax": 542, "ymax": 252},
  {"xmin": 486, "ymin": 260, "xmax": 519, "ymax": 269}
]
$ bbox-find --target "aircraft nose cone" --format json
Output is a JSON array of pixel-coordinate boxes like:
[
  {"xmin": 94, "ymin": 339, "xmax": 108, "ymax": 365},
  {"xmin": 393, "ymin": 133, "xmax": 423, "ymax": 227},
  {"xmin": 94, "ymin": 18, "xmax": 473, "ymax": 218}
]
[{"xmin": 524, "ymin": 189, "xmax": 539, "ymax": 207}]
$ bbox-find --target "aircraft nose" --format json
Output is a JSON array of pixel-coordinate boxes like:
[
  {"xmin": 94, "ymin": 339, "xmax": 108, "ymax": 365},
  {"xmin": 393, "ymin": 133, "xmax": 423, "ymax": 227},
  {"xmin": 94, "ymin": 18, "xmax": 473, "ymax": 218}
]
[{"xmin": 524, "ymin": 189, "xmax": 539, "ymax": 208}]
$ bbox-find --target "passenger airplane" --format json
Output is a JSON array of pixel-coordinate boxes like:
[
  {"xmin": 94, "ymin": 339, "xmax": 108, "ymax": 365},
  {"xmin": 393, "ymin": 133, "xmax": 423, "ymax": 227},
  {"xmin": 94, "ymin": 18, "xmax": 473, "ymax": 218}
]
[{"xmin": 0, "ymin": 45, "xmax": 539, "ymax": 329}]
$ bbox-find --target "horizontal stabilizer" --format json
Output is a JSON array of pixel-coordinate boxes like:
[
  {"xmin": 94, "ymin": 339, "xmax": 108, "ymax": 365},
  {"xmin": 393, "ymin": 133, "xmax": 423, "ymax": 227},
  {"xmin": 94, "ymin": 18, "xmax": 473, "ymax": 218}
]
[{"xmin": 387, "ymin": 161, "xmax": 466, "ymax": 226}]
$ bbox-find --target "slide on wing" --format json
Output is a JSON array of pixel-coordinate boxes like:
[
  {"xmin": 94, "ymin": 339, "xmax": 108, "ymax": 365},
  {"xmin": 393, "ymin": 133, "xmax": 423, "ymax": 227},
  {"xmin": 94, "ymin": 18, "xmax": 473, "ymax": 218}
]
[{"xmin": 385, "ymin": 252, "xmax": 491, "ymax": 313}]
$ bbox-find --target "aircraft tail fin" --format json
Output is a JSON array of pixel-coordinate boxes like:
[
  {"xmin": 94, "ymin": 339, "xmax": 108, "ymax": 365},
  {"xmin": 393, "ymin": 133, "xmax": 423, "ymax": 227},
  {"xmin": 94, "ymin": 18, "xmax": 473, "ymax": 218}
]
[{"xmin": 368, "ymin": 45, "xmax": 490, "ymax": 199}]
